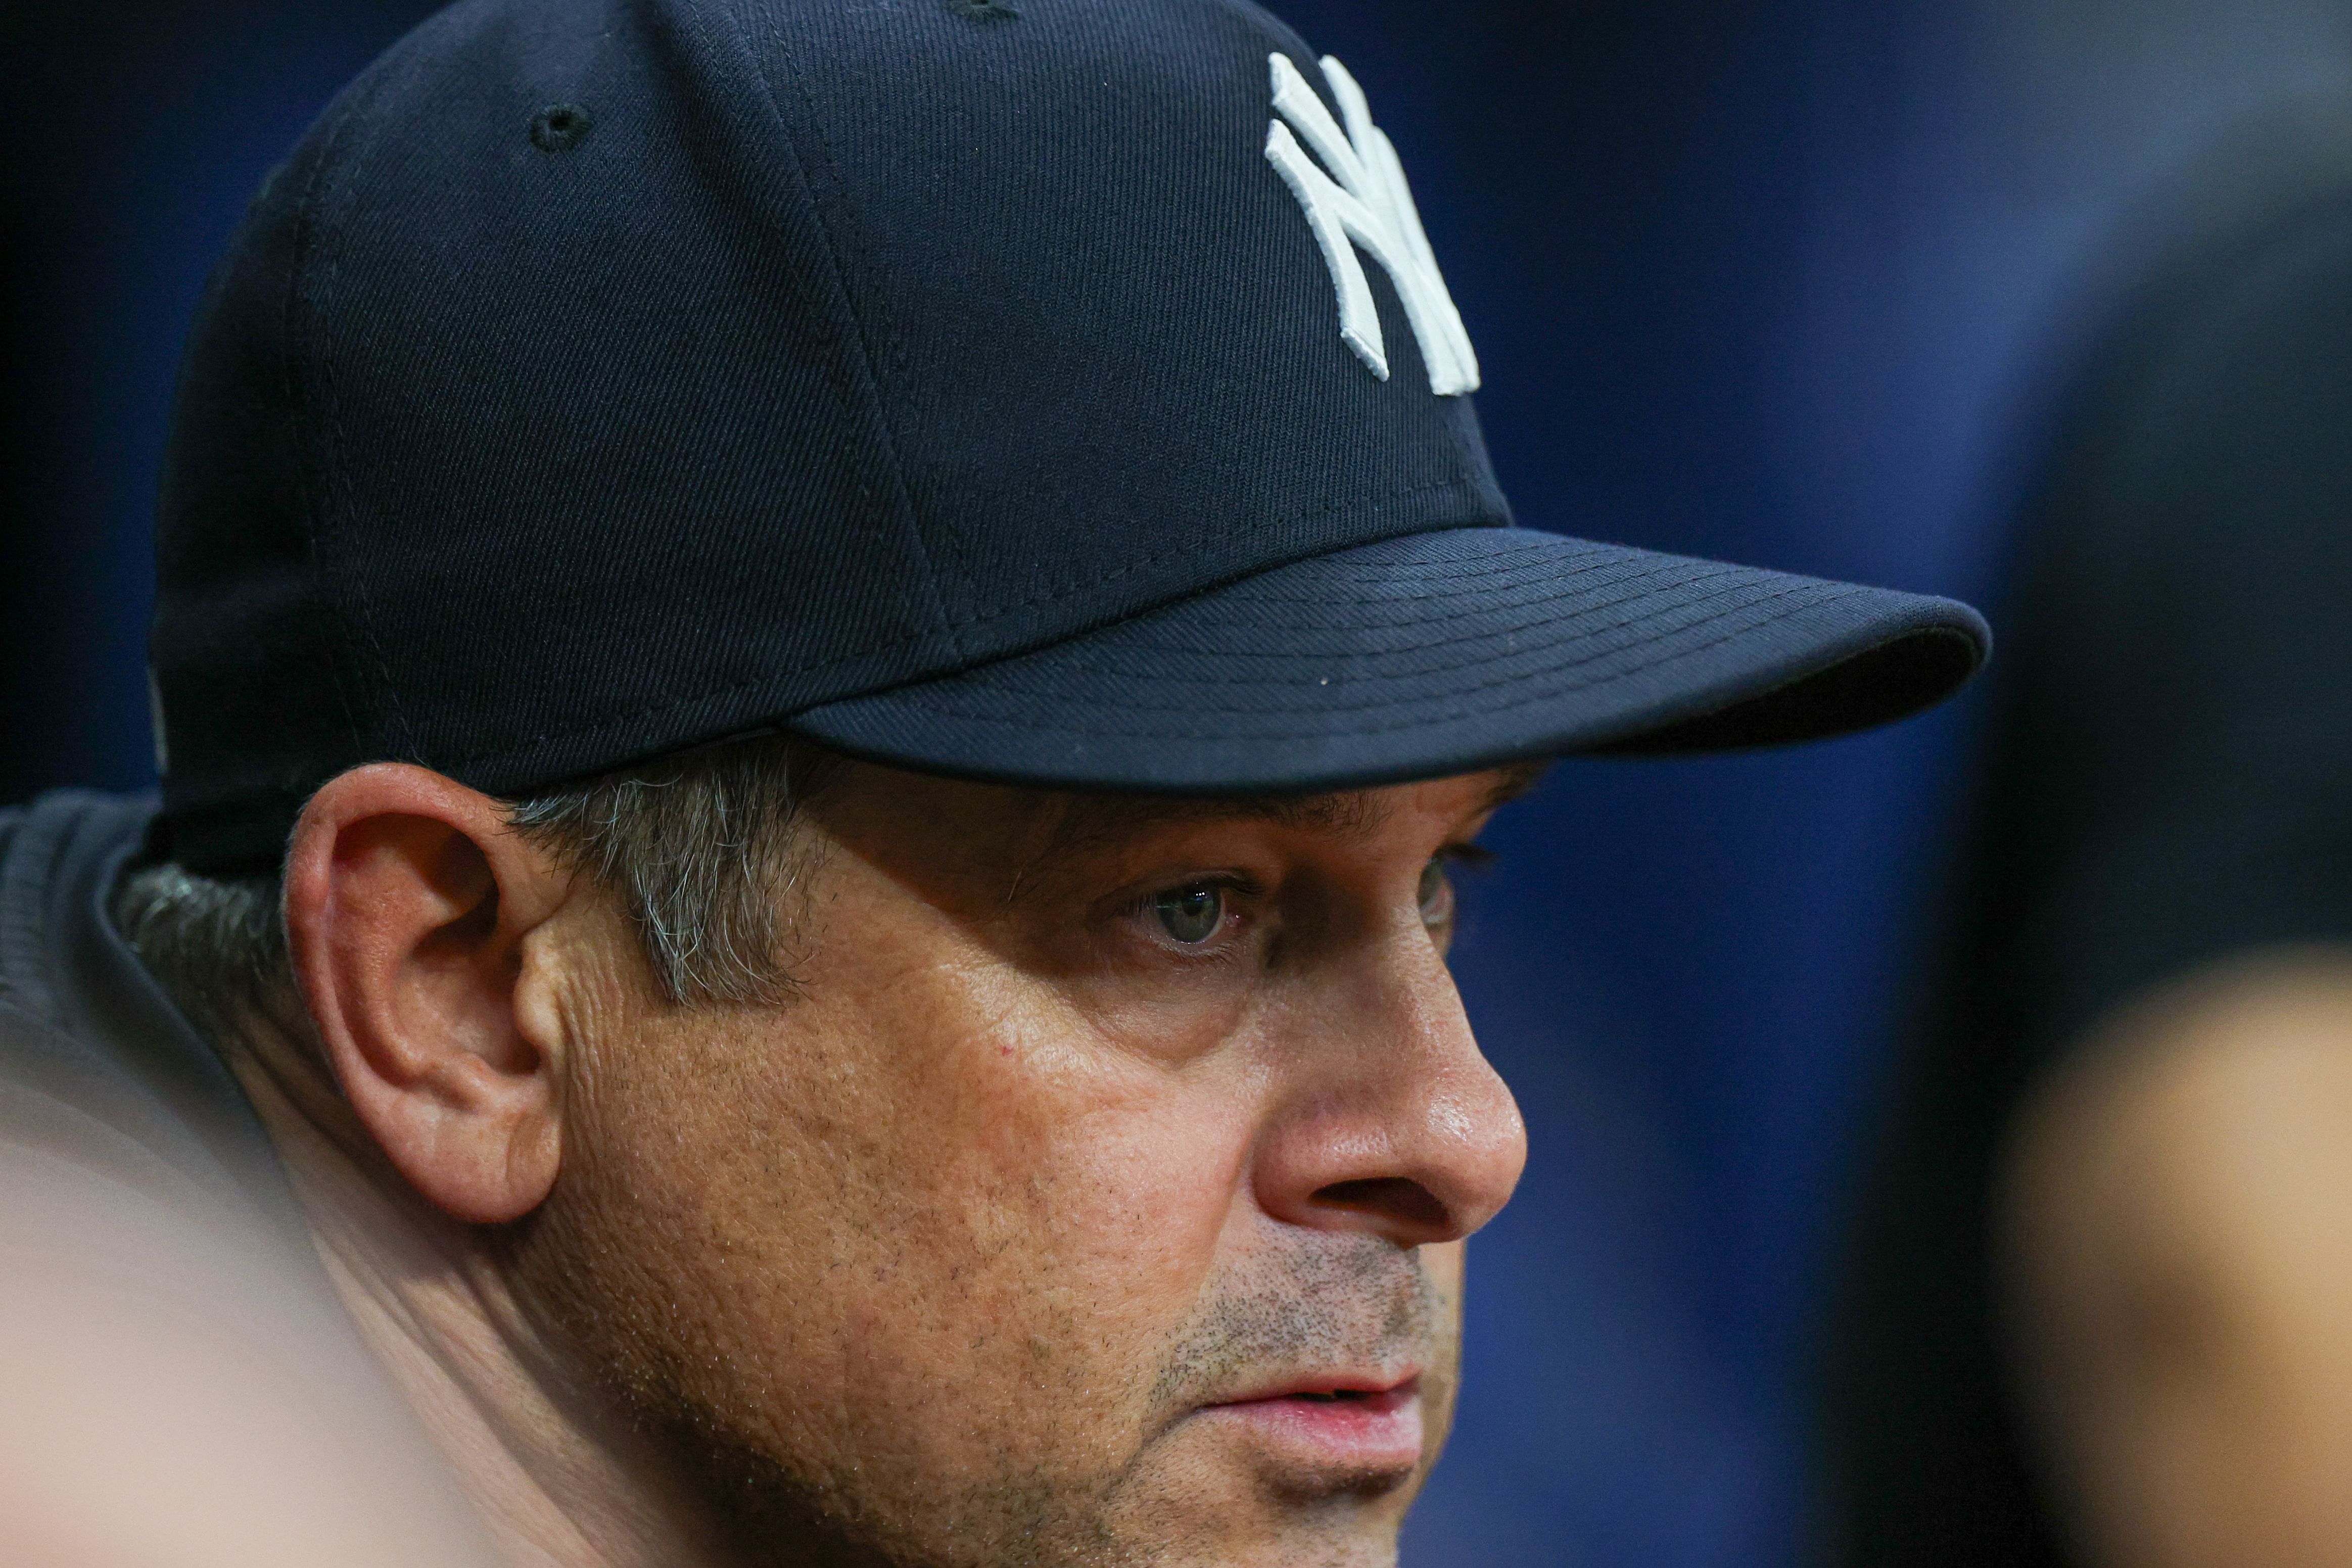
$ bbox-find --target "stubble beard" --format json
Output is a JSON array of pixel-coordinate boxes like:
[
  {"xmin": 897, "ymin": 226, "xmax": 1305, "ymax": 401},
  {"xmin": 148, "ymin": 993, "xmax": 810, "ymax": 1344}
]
[{"xmin": 501, "ymin": 1180, "xmax": 1451, "ymax": 1568}]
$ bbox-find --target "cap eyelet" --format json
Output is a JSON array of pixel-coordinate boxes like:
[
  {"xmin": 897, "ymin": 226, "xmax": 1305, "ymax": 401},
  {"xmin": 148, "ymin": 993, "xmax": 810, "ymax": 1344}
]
[
  {"xmin": 946, "ymin": 0, "xmax": 1018, "ymax": 19},
  {"xmin": 529, "ymin": 103, "xmax": 594, "ymax": 153}
]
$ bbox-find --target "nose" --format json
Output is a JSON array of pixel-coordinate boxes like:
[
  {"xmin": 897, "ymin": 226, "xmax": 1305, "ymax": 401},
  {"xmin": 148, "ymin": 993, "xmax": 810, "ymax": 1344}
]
[{"xmin": 1250, "ymin": 928, "xmax": 1528, "ymax": 1248}]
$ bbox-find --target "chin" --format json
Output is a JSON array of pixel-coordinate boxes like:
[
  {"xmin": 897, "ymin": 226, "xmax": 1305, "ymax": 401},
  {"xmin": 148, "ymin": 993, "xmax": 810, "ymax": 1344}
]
[
  {"xmin": 634, "ymin": 1387, "xmax": 1423, "ymax": 1568},
  {"xmin": 1074, "ymin": 1426, "xmax": 1422, "ymax": 1568}
]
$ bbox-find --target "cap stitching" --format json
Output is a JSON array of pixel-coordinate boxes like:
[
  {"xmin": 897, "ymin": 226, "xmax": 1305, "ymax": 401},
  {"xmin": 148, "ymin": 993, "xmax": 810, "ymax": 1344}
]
[
  {"xmin": 1154, "ymin": 547, "xmax": 1613, "ymax": 601},
  {"xmin": 772, "ymin": 67, "xmax": 987, "ymax": 616},
  {"xmin": 937, "ymin": 469, "xmax": 1485, "ymax": 635},
  {"xmin": 430, "ymin": 472, "xmax": 1489, "ymax": 775},
  {"xmin": 733, "ymin": 4, "xmax": 965, "ymax": 653},
  {"xmin": 1206, "ymin": 554, "xmax": 1756, "ymax": 620},
  {"xmin": 941, "ymin": 571, "xmax": 1786, "ymax": 692},
  {"xmin": 1225, "ymin": 550, "xmax": 1614, "ymax": 592},
  {"xmin": 287, "ymin": 63, "xmax": 412, "ymax": 768},
  {"xmin": 912, "ymin": 576, "xmax": 1850, "ymax": 710},
  {"xmin": 966, "ymin": 551, "xmax": 1766, "ymax": 664},
  {"xmin": 839, "ymin": 583, "xmax": 1880, "ymax": 738}
]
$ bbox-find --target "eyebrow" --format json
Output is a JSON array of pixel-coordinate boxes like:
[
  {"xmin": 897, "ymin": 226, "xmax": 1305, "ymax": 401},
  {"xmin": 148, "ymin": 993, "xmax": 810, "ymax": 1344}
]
[{"xmin": 1477, "ymin": 757, "xmax": 1553, "ymax": 814}]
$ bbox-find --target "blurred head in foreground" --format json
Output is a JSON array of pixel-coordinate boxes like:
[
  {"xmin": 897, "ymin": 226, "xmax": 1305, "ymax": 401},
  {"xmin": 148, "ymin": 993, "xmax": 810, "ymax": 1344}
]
[
  {"xmin": 1825, "ymin": 102, "xmax": 2352, "ymax": 1568},
  {"xmin": 0, "ymin": 1, "xmax": 1983, "ymax": 1563}
]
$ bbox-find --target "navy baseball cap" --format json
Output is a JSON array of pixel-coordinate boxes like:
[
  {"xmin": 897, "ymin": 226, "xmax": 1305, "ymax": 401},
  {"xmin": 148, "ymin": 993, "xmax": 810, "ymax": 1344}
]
[{"xmin": 151, "ymin": 0, "xmax": 1988, "ymax": 874}]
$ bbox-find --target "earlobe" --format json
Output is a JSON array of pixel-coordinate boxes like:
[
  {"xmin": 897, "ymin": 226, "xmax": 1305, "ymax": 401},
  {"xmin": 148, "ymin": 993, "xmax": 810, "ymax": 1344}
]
[{"xmin": 284, "ymin": 765, "xmax": 571, "ymax": 1225}]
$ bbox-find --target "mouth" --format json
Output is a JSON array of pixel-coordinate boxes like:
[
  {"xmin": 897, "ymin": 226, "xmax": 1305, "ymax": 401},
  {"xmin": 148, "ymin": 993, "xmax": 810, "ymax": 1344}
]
[{"xmin": 1195, "ymin": 1373, "xmax": 1426, "ymax": 1478}]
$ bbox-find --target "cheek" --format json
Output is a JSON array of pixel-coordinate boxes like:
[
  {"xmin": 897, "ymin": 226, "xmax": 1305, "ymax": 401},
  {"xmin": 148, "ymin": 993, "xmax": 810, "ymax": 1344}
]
[
  {"xmin": 847, "ymin": 964, "xmax": 1265, "ymax": 1394},
  {"xmin": 1416, "ymin": 1240, "xmax": 1469, "ymax": 1414},
  {"xmin": 1050, "ymin": 961, "xmax": 1255, "ymax": 1071},
  {"xmin": 552, "ymin": 952, "xmax": 1267, "ymax": 1493}
]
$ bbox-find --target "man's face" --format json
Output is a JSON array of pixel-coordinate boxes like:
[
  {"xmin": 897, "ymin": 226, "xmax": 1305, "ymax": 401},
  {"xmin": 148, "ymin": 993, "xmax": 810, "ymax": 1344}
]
[{"xmin": 509, "ymin": 763, "xmax": 1531, "ymax": 1567}]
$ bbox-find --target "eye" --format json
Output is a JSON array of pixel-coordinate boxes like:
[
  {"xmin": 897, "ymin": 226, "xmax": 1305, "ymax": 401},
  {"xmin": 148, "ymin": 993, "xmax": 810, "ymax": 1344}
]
[
  {"xmin": 1417, "ymin": 858, "xmax": 1455, "ymax": 930},
  {"xmin": 1152, "ymin": 883, "xmax": 1226, "ymax": 945}
]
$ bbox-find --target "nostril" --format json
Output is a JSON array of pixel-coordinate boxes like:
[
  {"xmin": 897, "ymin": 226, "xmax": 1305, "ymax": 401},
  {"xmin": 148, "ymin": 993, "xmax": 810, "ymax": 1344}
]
[{"xmin": 1313, "ymin": 1176, "xmax": 1449, "ymax": 1233}]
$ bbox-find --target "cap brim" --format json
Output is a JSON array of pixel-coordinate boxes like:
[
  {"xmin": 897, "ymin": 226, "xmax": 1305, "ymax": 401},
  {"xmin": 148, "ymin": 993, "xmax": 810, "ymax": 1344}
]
[{"xmin": 786, "ymin": 527, "xmax": 1988, "ymax": 792}]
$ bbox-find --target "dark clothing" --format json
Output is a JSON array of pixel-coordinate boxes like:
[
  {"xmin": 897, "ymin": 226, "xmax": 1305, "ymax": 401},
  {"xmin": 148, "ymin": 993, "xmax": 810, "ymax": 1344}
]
[
  {"xmin": 1823, "ymin": 148, "xmax": 2352, "ymax": 1565},
  {"xmin": 0, "ymin": 792, "xmax": 302, "ymax": 1237},
  {"xmin": 0, "ymin": 790, "xmax": 491, "ymax": 1559}
]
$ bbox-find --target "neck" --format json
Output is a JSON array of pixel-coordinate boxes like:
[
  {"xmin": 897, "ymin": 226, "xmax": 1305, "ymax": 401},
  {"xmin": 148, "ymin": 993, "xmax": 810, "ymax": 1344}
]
[{"xmin": 225, "ymin": 1017, "xmax": 728, "ymax": 1568}]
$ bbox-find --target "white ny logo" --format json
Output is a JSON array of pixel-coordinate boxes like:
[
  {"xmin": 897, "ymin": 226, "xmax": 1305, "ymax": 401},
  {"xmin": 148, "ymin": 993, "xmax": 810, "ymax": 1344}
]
[{"xmin": 1263, "ymin": 53, "xmax": 1480, "ymax": 396}]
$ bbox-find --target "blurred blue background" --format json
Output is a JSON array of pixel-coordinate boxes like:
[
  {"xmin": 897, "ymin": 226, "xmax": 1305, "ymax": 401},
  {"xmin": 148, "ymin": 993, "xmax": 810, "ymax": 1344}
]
[{"xmin": 6, "ymin": 2, "xmax": 2349, "ymax": 1563}]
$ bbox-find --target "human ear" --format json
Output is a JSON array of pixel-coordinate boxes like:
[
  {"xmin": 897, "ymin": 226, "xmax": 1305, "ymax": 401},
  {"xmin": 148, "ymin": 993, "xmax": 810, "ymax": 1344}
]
[{"xmin": 282, "ymin": 764, "xmax": 572, "ymax": 1224}]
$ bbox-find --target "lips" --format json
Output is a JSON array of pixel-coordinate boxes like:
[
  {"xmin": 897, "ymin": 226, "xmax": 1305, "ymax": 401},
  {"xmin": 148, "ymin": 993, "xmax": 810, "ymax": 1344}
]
[{"xmin": 1196, "ymin": 1374, "xmax": 1426, "ymax": 1476}]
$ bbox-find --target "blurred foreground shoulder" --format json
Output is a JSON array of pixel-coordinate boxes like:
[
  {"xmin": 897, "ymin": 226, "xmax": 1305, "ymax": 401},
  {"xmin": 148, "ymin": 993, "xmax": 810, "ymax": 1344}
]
[{"xmin": 0, "ymin": 792, "xmax": 495, "ymax": 1567}]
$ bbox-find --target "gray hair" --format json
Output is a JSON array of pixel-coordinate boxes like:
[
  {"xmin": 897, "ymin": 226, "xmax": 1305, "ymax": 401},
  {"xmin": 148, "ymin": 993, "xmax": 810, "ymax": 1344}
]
[{"xmin": 114, "ymin": 735, "xmax": 834, "ymax": 1057}]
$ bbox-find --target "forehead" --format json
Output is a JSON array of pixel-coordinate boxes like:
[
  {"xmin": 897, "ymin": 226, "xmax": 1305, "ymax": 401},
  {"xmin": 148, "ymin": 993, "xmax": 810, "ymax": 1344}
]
[
  {"xmin": 1011, "ymin": 758, "xmax": 1549, "ymax": 859},
  {"xmin": 808, "ymin": 759, "xmax": 1549, "ymax": 892},
  {"xmin": 793, "ymin": 757, "xmax": 1550, "ymax": 957}
]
